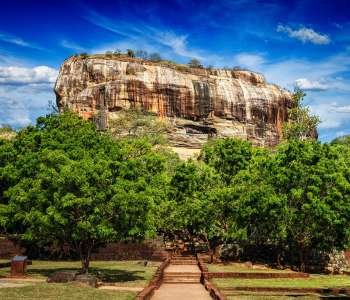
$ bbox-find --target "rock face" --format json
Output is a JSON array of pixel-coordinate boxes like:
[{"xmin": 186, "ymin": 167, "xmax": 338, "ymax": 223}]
[{"xmin": 55, "ymin": 55, "xmax": 293, "ymax": 150}]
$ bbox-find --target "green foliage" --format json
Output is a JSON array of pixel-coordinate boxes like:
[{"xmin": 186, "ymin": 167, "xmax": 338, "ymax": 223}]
[
  {"xmin": 126, "ymin": 49, "xmax": 135, "ymax": 58},
  {"xmin": 168, "ymin": 137, "xmax": 350, "ymax": 270},
  {"xmin": 200, "ymin": 138, "xmax": 253, "ymax": 184},
  {"xmin": 331, "ymin": 135, "xmax": 350, "ymax": 146},
  {"xmin": 188, "ymin": 58, "xmax": 203, "ymax": 68},
  {"xmin": 108, "ymin": 109, "xmax": 169, "ymax": 145},
  {"xmin": 283, "ymin": 88, "xmax": 320, "ymax": 141},
  {"xmin": 0, "ymin": 113, "xmax": 168, "ymax": 272},
  {"xmin": 148, "ymin": 52, "xmax": 162, "ymax": 62},
  {"xmin": 135, "ymin": 50, "xmax": 148, "ymax": 60}
]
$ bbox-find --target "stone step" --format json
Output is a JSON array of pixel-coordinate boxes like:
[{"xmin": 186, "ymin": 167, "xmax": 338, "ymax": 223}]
[
  {"xmin": 171, "ymin": 256, "xmax": 196, "ymax": 260},
  {"xmin": 164, "ymin": 272, "xmax": 201, "ymax": 276},
  {"xmin": 163, "ymin": 277, "xmax": 201, "ymax": 283},
  {"xmin": 170, "ymin": 261, "xmax": 197, "ymax": 265}
]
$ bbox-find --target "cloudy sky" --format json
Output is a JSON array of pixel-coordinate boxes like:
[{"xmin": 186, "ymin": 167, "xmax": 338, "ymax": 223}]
[{"xmin": 0, "ymin": 0, "xmax": 349, "ymax": 141}]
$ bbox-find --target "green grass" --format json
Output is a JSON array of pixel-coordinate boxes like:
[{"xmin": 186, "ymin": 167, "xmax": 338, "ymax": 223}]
[
  {"xmin": 226, "ymin": 295, "xmax": 319, "ymax": 300},
  {"xmin": 0, "ymin": 260, "xmax": 160, "ymax": 287},
  {"xmin": 207, "ymin": 263, "xmax": 292, "ymax": 273},
  {"xmin": 0, "ymin": 283, "xmax": 136, "ymax": 300},
  {"xmin": 213, "ymin": 275, "xmax": 350, "ymax": 289}
]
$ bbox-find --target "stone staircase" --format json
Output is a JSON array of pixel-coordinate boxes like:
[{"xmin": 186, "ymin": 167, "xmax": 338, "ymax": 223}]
[
  {"xmin": 163, "ymin": 272, "xmax": 201, "ymax": 283},
  {"xmin": 170, "ymin": 255, "xmax": 198, "ymax": 265},
  {"xmin": 162, "ymin": 255, "xmax": 201, "ymax": 284}
]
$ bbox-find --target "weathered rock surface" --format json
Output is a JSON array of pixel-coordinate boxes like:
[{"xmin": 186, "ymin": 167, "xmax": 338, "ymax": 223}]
[
  {"xmin": 55, "ymin": 55, "xmax": 293, "ymax": 150},
  {"xmin": 47, "ymin": 270, "xmax": 79, "ymax": 283}
]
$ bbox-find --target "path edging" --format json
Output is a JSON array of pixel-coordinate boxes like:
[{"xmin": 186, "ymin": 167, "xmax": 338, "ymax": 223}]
[
  {"xmin": 135, "ymin": 258, "xmax": 171, "ymax": 300},
  {"xmin": 222, "ymin": 286, "xmax": 350, "ymax": 295},
  {"xmin": 207, "ymin": 271, "xmax": 309, "ymax": 279},
  {"xmin": 197, "ymin": 256, "xmax": 226, "ymax": 300}
]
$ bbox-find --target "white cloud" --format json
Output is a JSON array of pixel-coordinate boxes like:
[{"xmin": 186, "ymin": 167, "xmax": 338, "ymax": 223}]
[
  {"xmin": 295, "ymin": 78, "xmax": 329, "ymax": 91},
  {"xmin": 61, "ymin": 40, "xmax": 86, "ymax": 52},
  {"xmin": 277, "ymin": 25, "xmax": 330, "ymax": 45},
  {"xmin": 84, "ymin": 9, "xmax": 206, "ymax": 61},
  {"xmin": 0, "ymin": 32, "xmax": 42, "ymax": 50},
  {"xmin": 0, "ymin": 66, "xmax": 58, "ymax": 85},
  {"xmin": 154, "ymin": 32, "xmax": 203, "ymax": 59},
  {"xmin": 0, "ymin": 65, "xmax": 58, "ymax": 127},
  {"xmin": 233, "ymin": 53, "xmax": 265, "ymax": 69},
  {"xmin": 309, "ymin": 101, "xmax": 350, "ymax": 129},
  {"xmin": 333, "ymin": 105, "xmax": 350, "ymax": 113}
]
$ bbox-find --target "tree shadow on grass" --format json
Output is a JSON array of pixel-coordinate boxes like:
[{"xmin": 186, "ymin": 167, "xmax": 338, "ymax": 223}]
[{"xmin": 27, "ymin": 267, "xmax": 146, "ymax": 283}]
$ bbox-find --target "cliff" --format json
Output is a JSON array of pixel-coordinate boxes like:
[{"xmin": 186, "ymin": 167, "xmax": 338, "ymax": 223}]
[{"xmin": 55, "ymin": 55, "xmax": 293, "ymax": 152}]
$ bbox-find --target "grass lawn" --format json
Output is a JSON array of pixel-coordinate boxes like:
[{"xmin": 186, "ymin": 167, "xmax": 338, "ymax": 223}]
[
  {"xmin": 213, "ymin": 275, "xmax": 350, "ymax": 289},
  {"xmin": 0, "ymin": 260, "xmax": 160, "ymax": 287},
  {"xmin": 0, "ymin": 283, "xmax": 136, "ymax": 300},
  {"xmin": 226, "ymin": 295, "xmax": 319, "ymax": 300},
  {"xmin": 207, "ymin": 263, "xmax": 292, "ymax": 273}
]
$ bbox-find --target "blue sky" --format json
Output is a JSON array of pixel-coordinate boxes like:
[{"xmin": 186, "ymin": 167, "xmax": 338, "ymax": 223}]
[{"xmin": 0, "ymin": 0, "xmax": 349, "ymax": 141}]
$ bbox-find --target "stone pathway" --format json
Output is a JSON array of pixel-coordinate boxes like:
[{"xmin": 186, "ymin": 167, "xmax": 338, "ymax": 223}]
[
  {"xmin": 152, "ymin": 256, "xmax": 212, "ymax": 300},
  {"xmin": 152, "ymin": 283, "xmax": 212, "ymax": 300}
]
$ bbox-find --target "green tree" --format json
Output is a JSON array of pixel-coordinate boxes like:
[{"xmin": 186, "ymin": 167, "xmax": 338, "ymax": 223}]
[
  {"xmin": 126, "ymin": 49, "xmax": 135, "ymax": 58},
  {"xmin": 188, "ymin": 58, "xmax": 203, "ymax": 68},
  {"xmin": 135, "ymin": 50, "xmax": 148, "ymax": 60},
  {"xmin": 283, "ymin": 88, "xmax": 320, "ymax": 141},
  {"xmin": 331, "ymin": 135, "xmax": 350, "ymax": 146},
  {"xmin": 199, "ymin": 138, "xmax": 253, "ymax": 185},
  {"xmin": 148, "ymin": 53, "xmax": 162, "ymax": 62},
  {"xmin": 0, "ymin": 113, "xmax": 168, "ymax": 273},
  {"xmin": 165, "ymin": 160, "xmax": 223, "ymax": 258},
  {"xmin": 108, "ymin": 109, "xmax": 170, "ymax": 145}
]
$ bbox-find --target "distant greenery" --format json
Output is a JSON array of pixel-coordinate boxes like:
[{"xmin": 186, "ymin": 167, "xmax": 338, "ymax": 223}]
[
  {"xmin": 1, "ymin": 108, "xmax": 350, "ymax": 273},
  {"xmin": 108, "ymin": 109, "xmax": 171, "ymax": 146},
  {"xmin": 331, "ymin": 135, "xmax": 350, "ymax": 146},
  {"xmin": 188, "ymin": 58, "xmax": 203, "ymax": 68},
  {"xmin": 283, "ymin": 88, "xmax": 320, "ymax": 140}
]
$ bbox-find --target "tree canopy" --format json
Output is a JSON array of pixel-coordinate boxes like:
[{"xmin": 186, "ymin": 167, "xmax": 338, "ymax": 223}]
[{"xmin": 0, "ymin": 113, "xmax": 169, "ymax": 272}]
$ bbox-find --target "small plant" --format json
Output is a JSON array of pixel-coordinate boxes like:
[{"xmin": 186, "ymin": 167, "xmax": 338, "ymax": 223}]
[
  {"xmin": 105, "ymin": 51, "xmax": 113, "ymax": 57},
  {"xmin": 127, "ymin": 49, "xmax": 135, "ymax": 58},
  {"xmin": 79, "ymin": 52, "xmax": 89, "ymax": 58},
  {"xmin": 113, "ymin": 49, "xmax": 122, "ymax": 56},
  {"xmin": 135, "ymin": 50, "xmax": 148, "ymax": 59},
  {"xmin": 188, "ymin": 58, "xmax": 203, "ymax": 68},
  {"xmin": 148, "ymin": 52, "xmax": 162, "ymax": 62}
]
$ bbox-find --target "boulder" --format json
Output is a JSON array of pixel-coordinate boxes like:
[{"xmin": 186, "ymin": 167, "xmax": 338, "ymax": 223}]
[
  {"xmin": 47, "ymin": 270, "xmax": 78, "ymax": 283},
  {"xmin": 74, "ymin": 274, "xmax": 98, "ymax": 288}
]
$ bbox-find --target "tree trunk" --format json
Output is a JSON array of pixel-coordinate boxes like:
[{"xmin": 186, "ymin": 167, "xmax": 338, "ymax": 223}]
[
  {"xmin": 299, "ymin": 245, "xmax": 306, "ymax": 272},
  {"xmin": 79, "ymin": 241, "xmax": 94, "ymax": 274}
]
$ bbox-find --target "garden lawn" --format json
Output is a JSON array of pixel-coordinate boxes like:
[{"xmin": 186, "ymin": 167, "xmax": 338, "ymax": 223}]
[
  {"xmin": 226, "ymin": 295, "xmax": 319, "ymax": 300},
  {"xmin": 0, "ymin": 260, "xmax": 160, "ymax": 287},
  {"xmin": 207, "ymin": 263, "xmax": 292, "ymax": 273},
  {"xmin": 0, "ymin": 282, "xmax": 136, "ymax": 300},
  {"xmin": 213, "ymin": 275, "xmax": 350, "ymax": 289}
]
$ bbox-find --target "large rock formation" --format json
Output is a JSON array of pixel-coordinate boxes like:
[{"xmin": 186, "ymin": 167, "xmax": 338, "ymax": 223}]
[{"xmin": 55, "ymin": 55, "xmax": 293, "ymax": 153}]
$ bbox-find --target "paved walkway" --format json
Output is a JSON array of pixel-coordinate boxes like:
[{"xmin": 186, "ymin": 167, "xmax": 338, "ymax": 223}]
[
  {"xmin": 152, "ymin": 283, "xmax": 212, "ymax": 300},
  {"xmin": 152, "ymin": 263, "xmax": 212, "ymax": 300}
]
